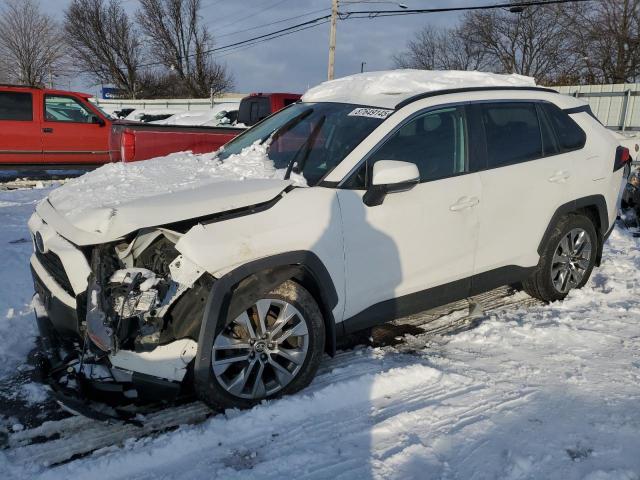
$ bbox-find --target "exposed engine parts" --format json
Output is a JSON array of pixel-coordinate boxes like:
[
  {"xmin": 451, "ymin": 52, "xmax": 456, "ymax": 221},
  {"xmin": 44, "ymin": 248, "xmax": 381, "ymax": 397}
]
[{"xmin": 86, "ymin": 230, "xmax": 207, "ymax": 356}]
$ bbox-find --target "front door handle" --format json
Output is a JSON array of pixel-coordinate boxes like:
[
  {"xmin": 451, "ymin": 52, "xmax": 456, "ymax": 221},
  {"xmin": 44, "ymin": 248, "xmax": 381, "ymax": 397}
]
[
  {"xmin": 548, "ymin": 170, "xmax": 570, "ymax": 183},
  {"xmin": 42, "ymin": 128, "xmax": 53, "ymax": 133},
  {"xmin": 450, "ymin": 196, "xmax": 480, "ymax": 211}
]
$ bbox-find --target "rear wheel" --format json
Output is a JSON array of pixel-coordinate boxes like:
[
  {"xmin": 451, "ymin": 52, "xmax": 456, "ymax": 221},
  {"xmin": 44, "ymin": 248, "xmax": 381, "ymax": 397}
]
[
  {"xmin": 523, "ymin": 214, "xmax": 598, "ymax": 302},
  {"xmin": 202, "ymin": 280, "xmax": 325, "ymax": 410}
]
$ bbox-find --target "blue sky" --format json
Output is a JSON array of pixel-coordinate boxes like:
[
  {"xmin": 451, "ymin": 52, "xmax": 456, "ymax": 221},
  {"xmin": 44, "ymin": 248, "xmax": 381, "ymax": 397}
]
[{"xmin": 41, "ymin": 0, "xmax": 471, "ymax": 95}]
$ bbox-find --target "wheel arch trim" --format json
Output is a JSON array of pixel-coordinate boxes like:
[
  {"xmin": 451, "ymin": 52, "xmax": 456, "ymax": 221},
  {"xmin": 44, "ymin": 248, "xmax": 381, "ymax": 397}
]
[
  {"xmin": 193, "ymin": 251, "xmax": 339, "ymax": 400},
  {"xmin": 537, "ymin": 194, "xmax": 608, "ymax": 263}
]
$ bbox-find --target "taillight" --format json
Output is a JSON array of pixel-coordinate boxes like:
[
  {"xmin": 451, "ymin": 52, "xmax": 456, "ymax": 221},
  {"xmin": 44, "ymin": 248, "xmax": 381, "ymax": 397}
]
[
  {"xmin": 120, "ymin": 130, "xmax": 135, "ymax": 162},
  {"xmin": 614, "ymin": 146, "xmax": 631, "ymax": 171}
]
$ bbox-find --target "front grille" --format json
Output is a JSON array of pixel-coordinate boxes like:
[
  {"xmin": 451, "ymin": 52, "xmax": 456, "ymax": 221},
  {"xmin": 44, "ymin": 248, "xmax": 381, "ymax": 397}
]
[{"xmin": 35, "ymin": 249, "xmax": 74, "ymax": 296}]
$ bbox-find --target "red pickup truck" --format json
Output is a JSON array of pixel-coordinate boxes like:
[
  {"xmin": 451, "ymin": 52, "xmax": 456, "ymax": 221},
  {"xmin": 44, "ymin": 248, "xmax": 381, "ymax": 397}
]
[{"xmin": 0, "ymin": 85, "xmax": 300, "ymax": 166}]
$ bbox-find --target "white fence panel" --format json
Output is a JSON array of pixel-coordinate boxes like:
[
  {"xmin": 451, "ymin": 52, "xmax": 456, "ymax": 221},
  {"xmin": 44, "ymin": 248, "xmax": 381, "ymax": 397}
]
[{"xmin": 552, "ymin": 83, "xmax": 640, "ymax": 131}]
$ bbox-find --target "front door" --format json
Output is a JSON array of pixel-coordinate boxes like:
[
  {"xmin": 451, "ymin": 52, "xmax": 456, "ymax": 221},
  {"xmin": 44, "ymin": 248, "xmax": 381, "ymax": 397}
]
[
  {"xmin": 42, "ymin": 94, "xmax": 109, "ymax": 164},
  {"xmin": 337, "ymin": 106, "xmax": 481, "ymax": 326}
]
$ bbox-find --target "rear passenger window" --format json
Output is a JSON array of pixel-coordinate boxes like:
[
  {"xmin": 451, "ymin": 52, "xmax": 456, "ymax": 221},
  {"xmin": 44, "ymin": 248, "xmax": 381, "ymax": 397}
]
[
  {"xmin": 482, "ymin": 103, "xmax": 542, "ymax": 168},
  {"xmin": 0, "ymin": 92, "xmax": 33, "ymax": 121},
  {"xmin": 541, "ymin": 103, "xmax": 586, "ymax": 151}
]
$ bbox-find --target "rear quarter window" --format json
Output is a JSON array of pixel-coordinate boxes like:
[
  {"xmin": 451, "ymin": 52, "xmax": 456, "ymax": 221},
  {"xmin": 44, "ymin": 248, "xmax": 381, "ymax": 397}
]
[
  {"xmin": 541, "ymin": 103, "xmax": 586, "ymax": 151},
  {"xmin": 0, "ymin": 92, "xmax": 33, "ymax": 121}
]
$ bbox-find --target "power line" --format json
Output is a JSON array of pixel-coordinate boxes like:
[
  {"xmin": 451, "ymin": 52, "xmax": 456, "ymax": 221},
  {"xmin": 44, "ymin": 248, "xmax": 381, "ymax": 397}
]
[
  {"xmin": 216, "ymin": 19, "xmax": 332, "ymax": 58},
  {"xmin": 139, "ymin": 0, "xmax": 594, "ymax": 68},
  {"xmin": 215, "ymin": 7, "xmax": 330, "ymax": 39},
  {"xmin": 205, "ymin": 0, "xmax": 290, "ymax": 33},
  {"xmin": 339, "ymin": 0, "xmax": 593, "ymax": 18}
]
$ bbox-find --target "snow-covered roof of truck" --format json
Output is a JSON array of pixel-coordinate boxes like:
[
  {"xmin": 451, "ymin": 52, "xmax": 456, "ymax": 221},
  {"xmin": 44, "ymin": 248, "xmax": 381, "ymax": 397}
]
[{"xmin": 301, "ymin": 69, "xmax": 542, "ymax": 109}]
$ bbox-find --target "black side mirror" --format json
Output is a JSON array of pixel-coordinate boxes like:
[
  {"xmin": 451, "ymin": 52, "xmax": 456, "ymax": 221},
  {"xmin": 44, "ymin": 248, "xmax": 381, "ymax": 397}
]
[{"xmin": 91, "ymin": 115, "xmax": 106, "ymax": 126}]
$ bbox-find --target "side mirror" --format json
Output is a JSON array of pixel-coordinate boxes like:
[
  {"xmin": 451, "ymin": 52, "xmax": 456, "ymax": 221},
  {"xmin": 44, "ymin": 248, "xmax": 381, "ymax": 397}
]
[
  {"xmin": 363, "ymin": 160, "xmax": 420, "ymax": 207},
  {"xmin": 91, "ymin": 115, "xmax": 106, "ymax": 127}
]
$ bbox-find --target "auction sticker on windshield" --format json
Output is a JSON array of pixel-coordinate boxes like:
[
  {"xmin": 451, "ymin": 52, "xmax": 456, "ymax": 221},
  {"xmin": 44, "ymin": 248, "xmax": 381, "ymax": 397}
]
[{"xmin": 348, "ymin": 107, "xmax": 393, "ymax": 119}]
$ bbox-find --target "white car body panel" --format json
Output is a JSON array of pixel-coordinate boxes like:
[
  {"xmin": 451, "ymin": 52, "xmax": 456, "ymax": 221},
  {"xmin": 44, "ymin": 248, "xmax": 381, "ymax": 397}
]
[
  {"xmin": 174, "ymin": 187, "xmax": 347, "ymax": 321},
  {"xmin": 475, "ymin": 153, "xmax": 577, "ymax": 273},
  {"xmin": 337, "ymin": 173, "xmax": 481, "ymax": 319}
]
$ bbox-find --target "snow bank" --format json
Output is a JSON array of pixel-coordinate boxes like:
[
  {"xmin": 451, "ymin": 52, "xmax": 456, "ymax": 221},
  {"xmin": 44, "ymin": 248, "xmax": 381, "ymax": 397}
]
[
  {"xmin": 302, "ymin": 69, "xmax": 537, "ymax": 108},
  {"xmin": 149, "ymin": 103, "xmax": 240, "ymax": 127},
  {"xmin": 124, "ymin": 109, "xmax": 184, "ymax": 122},
  {"xmin": 47, "ymin": 142, "xmax": 305, "ymax": 221}
]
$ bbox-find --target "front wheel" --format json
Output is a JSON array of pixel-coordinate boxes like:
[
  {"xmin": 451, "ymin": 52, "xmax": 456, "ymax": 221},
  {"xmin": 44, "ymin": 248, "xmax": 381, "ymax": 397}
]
[
  {"xmin": 523, "ymin": 214, "xmax": 598, "ymax": 302},
  {"xmin": 201, "ymin": 280, "xmax": 325, "ymax": 410}
]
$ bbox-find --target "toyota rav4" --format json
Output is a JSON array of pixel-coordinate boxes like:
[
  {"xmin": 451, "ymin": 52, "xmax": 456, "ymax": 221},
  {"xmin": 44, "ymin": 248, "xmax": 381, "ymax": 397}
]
[{"xmin": 28, "ymin": 71, "xmax": 629, "ymax": 415}]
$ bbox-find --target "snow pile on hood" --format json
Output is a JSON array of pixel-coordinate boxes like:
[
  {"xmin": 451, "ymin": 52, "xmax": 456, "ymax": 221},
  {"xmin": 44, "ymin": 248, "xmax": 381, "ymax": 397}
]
[
  {"xmin": 302, "ymin": 69, "xmax": 537, "ymax": 108},
  {"xmin": 47, "ymin": 142, "xmax": 306, "ymax": 220}
]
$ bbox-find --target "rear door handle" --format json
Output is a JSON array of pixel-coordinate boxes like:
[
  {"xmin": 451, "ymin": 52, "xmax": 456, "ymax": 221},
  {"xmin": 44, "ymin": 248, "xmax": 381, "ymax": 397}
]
[
  {"xmin": 548, "ymin": 170, "xmax": 570, "ymax": 183},
  {"xmin": 450, "ymin": 196, "xmax": 480, "ymax": 211},
  {"xmin": 42, "ymin": 128, "xmax": 53, "ymax": 133}
]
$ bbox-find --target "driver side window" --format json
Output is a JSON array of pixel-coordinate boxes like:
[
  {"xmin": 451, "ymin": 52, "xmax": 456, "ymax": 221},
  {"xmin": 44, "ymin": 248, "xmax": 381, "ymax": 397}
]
[
  {"xmin": 347, "ymin": 107, "xmax": 467, "ymax": 188},
  {"xmin": 44, "ymin": 95, "xmax": 95, "ymax": 123}
]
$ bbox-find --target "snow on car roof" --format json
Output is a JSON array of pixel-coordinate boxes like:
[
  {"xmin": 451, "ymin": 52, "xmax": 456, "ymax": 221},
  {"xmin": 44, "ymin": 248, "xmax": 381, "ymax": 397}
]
[{"xmin": 301, "ymin": 69, "xmax": 538, "ymax": 109}]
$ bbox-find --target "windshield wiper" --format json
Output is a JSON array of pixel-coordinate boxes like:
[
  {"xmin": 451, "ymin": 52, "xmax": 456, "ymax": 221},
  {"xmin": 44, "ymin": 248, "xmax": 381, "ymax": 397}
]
[{"xmin": 284, "ymin": 115, "xmax": 326, "ymax": 180}]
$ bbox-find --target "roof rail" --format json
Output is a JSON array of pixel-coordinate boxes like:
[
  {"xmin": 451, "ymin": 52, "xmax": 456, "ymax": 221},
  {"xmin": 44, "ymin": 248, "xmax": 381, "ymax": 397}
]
[{"xmin": 395, "ymin": 86, "xmax": 559, "ymax": 109}]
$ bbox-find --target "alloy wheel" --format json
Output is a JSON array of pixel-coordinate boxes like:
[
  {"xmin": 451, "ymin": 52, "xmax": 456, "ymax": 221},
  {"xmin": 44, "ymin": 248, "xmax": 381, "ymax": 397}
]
[
  {"xmin": 212, "ymin": 298, "xmax": 309, "ymax": 400},
  {"xmin": 550, "ymin": 227, "xmax": 592, "ymax": 294}
]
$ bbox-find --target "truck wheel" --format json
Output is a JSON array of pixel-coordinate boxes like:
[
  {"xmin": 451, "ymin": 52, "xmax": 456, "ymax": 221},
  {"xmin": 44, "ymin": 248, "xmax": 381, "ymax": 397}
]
[
  {"xmin": 523, "ymin": 214, "xmax": 598, "ymax": 302},
  {"xmin": 202, "ymin": 280, "xmax": 325, "ymax": 410}
]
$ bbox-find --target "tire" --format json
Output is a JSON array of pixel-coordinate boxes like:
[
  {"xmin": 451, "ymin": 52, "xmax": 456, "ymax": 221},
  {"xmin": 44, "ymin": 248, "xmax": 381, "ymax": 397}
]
[
  {"xmin": 523, "ymin": 214, "xmax": 598, "ymax": 302},
  {"xmin": 200, "ymin": 280, "xmax": 325, "ymax": 410}
]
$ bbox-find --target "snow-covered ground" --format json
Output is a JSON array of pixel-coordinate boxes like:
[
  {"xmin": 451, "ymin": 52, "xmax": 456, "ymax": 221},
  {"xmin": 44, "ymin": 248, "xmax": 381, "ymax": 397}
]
[{"xmin": 1, "ymin": 183, "xmax": 639, "ymax": 479}]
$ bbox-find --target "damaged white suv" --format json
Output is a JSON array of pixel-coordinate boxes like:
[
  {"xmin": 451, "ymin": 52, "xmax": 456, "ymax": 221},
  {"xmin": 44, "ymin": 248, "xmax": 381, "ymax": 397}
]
[{"xmin": 29, "ymin": 71, "xmax": 628, "ymax": 415}]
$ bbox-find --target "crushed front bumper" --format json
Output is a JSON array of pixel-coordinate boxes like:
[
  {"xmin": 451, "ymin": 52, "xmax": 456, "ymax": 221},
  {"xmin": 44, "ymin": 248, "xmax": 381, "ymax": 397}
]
[{"xmin": 32, "ymin": 294, "xmax": 192, "ymax": 423}]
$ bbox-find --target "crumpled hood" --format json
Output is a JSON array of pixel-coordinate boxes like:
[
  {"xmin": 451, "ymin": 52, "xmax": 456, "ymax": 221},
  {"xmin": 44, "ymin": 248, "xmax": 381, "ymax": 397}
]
[
  {"xmin": 37, "ymin": 178, "xmax": 292, "ymax": 246},
  {"xmin": 35, "ymin": 144, "xmax": 305, "ymax": 245}
]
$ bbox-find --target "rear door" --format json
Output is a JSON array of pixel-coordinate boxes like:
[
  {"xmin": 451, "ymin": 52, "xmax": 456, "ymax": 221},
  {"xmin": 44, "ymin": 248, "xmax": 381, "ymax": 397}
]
[
  {"xmin": 41, "ymin": 94, "xmax": 109, "ymax": 164},
  {"xmin": 473, "ymin": 101, "xmax": 577, "ymax": 279},
  {"xmin": 0, "ymin": 89, "xmax": 42, "ymax": 164}
]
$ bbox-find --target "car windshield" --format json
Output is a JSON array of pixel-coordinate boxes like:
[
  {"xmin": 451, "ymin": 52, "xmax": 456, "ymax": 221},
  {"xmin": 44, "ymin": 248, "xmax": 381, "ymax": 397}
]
[{"xmin": 217, "ymin": 102, "xmax": 390, "ymax": 186}]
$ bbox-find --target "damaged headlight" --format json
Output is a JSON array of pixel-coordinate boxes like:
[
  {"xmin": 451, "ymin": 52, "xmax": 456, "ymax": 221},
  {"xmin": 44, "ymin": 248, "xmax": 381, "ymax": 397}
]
[{"xmin": 85, "ymin": 233, "xmax": 205, "ymax": 354}]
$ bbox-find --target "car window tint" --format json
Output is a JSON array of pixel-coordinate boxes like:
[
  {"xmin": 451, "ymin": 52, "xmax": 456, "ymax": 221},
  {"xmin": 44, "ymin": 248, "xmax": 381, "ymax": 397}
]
[
  {"xmin": 368, "ymin": 107, "xmax": 467, "ymax": 183},
  {"xmin": 482, "ymin": 102, "xmax": 542, "ymax": 168},
  {"xmin": 0, "ymin": 92, "xmax": 33, "ymax": 121},
  {"xmin": 541, "ymin": 103, "xmax": 586, "ymax": 151},
  {"xmin": 44, "ymin": 95, "xmax": 95, "ymax": 123},
  {"xmin": 536, "ymin": 103, "xmax": 561, "ymax": 156}
]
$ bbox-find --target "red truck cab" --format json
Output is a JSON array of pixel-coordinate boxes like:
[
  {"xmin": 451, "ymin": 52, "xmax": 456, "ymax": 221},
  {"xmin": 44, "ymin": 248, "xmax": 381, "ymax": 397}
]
[
  {"xmin": 0, "ymin": 86, "xmax": 301, "ymax": 166},
  {"xmin": 237, "ymin": 93, "xmax": 300, "ymax": 126},
  {"xmin": 0, "ymin": 84, "xmax": 112, "ymax": 165}
]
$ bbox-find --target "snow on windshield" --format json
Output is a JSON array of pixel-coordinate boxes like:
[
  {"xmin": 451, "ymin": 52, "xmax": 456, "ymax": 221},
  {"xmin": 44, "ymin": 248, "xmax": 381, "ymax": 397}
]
[
  {"xmin": 302, "ymin": 69, "xmax": 537, "ymax": 108},
  {"xmin": 47, "ymin": 142, "xmax": 307, "ymax": 219}
]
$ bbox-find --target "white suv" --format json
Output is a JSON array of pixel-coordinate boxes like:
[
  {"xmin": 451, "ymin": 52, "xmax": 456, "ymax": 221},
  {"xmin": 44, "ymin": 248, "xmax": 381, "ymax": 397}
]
[{"xmin": 28, "ymin": 71, "xmax": 629, "ymax": 413}]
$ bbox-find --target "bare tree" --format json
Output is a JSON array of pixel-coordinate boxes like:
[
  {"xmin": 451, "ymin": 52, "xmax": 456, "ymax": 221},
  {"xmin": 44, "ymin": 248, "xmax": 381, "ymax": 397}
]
[
  {"xmin": 460, "ymin": 4, "xmax": 579, "ymax": 84},
  {"xmin": 394, "ymin": 25, "xmax": 492, "ymax": 71},
  {"xmin": 137, "ymin": 0, "xmax": 233, "ymax": 97},
  {"xmin": 0, "ymin": 0, "xmax": 66, "ymax": 87},
  {"xmin": 64, "ymin": 0, "xmax": 142, "ymax": 97},
  {"xmin": 568, "ymin": 0, "xmax": 640, "ymax": 84}
]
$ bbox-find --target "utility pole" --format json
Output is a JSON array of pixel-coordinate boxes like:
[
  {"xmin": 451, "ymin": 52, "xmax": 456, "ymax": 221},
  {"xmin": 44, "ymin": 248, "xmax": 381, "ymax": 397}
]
[
  {"xmin": 361, "ymin": 61, "xmax": 366, "ymax": 73},
  {"xmin": 327, "ymin": 0, "xmax": 338, "ymax": 80}
]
